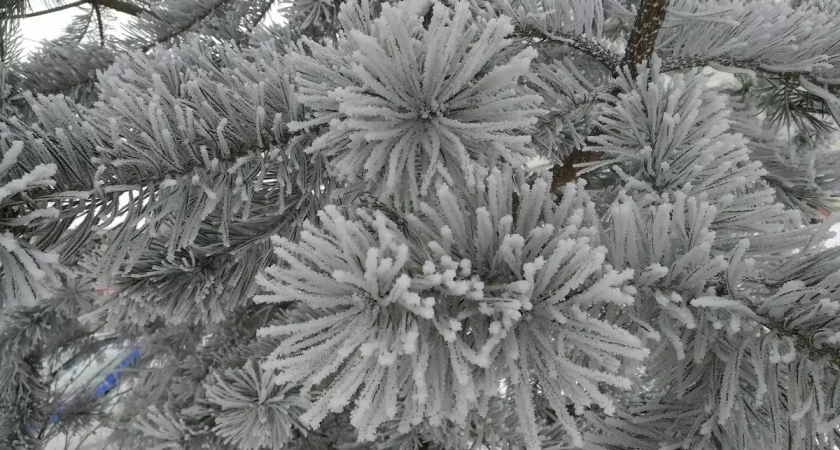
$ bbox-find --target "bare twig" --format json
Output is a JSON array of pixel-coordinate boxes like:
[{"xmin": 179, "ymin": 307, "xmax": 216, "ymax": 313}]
[
  {"xmin": 93, "ymin": 1, "xmax": 105, "ymax": 46},
  {"xmin": 11, "ymin": 0, "xmax": 87, "ymax": 19},
  {"xmin": 661, "ymin": 56, "xmax": 840, "ymax": 95},
  {"xmin": 94, "ymin": 0, "xmax": 149, "ymax": 17},
  {"xmin": 11, "ymin": 0, "xmax": 150, "ymax": 19}
]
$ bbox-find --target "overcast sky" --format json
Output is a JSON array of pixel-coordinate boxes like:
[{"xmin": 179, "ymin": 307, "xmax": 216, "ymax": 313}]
[
  {"xmin": 19, "ymin": 0, "xmax": 283, "ymax": 57},
  {"xmin": 19, "ymin": 0, "xmax": 128, "ymax": 56}
]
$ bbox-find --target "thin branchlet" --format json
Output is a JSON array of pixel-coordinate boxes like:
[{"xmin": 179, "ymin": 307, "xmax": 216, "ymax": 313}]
[{"xmin": 5, "ymin": 0, "xmax": 840, "ymax": 449}]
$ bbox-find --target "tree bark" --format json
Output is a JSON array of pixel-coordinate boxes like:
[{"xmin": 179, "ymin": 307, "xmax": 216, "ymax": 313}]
[
  {"xmin": 622, "ymin": 0, "xmax": 669, "ymax": 77},
  {"xmin": 550, "ymin": 0, "xmax": 670, "ymax": 189}
]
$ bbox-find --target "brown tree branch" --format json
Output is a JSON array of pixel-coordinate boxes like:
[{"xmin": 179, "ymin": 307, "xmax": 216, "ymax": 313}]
[
  {"xmin": 550, "ymin": 0, "xmax": 671, "ymax": 190},
  {"xmin": 550, "ymin": 150, "xmax": 604, "ymax": 193},
  {"xmin": 623, "ymin": 0, "xmax": 669, "ymax": 78},
  {"xmin": 93, "ymin": 1, "xmax": 105, "ymax": 47}
]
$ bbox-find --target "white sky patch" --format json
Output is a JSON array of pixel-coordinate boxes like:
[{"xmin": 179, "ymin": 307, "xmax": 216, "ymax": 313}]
[
  {"xmin": 20, "ymin": 0, "xmax": 287, "ymax": 58},
  {"xmin": 19, "ymin": 2, "xmax": 74, "ymax": 55},
  {"xmin": 826, "ymin": 223, "xmax": 840, "ymax": 247},
  {"xmin": 20, "ymin": 0, "xmax": 134, "ymax": 57}
]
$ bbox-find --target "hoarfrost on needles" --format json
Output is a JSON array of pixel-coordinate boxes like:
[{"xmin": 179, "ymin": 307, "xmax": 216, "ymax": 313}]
[
  {"xmin": 256, "ymin": 169, "xmax": 645, "ymax": 448},
  {"xmin": 289, "ymin": 0, "xmax": 545, "ymax": 206}
]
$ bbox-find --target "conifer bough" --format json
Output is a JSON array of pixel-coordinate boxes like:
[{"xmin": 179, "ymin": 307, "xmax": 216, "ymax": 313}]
[{"xmin": 2, "ymin": 0, "xmax": 840, "ymax": 449}]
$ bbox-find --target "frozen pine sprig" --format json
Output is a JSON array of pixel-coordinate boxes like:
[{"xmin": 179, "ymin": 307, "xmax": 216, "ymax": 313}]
[
  {"xmin": 660, "ymin": 0, "xmax": 840, "ymax": 79},
  {"xmin": 584, "ymin": 57, "xmax": 799, "ymax": 242},
  {"xmin": 499, "ymin": 0, "xmax": 605, "ymax": 40},
  {"xmin": 256, "ymin": 169, "xmax": 646, "ymax": 448},
  {"xmin": 584, "ymin": 57, "xmax": 757, "ymax": 199},
  {"xmin": 406, "ymin": 172, "xmax": 647, "ymax": 448},
  {"xmin": 600, "ymin": 194, "xmax": 840, "ymax": 447},
  {"xmin": 204, "ymin": 360, "xmax": 309, "ymax": 450},
  {"xmin": 83, "ymin": 232, "xmax": 273, "ymax": 327},
  {"xmin": 282, "ymin": 0, "xmax": 341, "ymax": 31},
  {"xmin": 757, "ymin": 273, "xmax": 840, "ymax": 354},
  {"xmin": 133, "ymin": 404, "xmax": 217, "ymax": 449},
  {"xmin": 6, "ymin": 39, "xmax": 326, "ymax": 289},
  {"xmin": 0, "ymin": 275, "xmax": 97, "ymax": 448},
  {"xmin": 728, "ymin": 109, "xmax": 840, "ymax": 221},
  {"xmin": 255, "ymin": 204, "xmax": 449, "ymax": 440},
  {"xmin": 289, "ymin": 0, "xmax": 545, "ymax": 205},
  {"xmin": 494, "ymin": 0, "xmax": 617, "ymax": 71},
  {"xmin": 0, "ymin": 139, "xmax": 63, "ymax": 307},
  {"xmin": 4, "ymin": 39, "xmax": 328, "ymax": 326},
  {"xmin": 605, "ymin": 191, "xmax": 762, "ymax": 355},
  {"xmin": 340, "ymin": 394, "xmax": 528, "ymax": 449},
  {"xmin": 524, "ymin": 57, "xmax": 608, "ymax": 160}
]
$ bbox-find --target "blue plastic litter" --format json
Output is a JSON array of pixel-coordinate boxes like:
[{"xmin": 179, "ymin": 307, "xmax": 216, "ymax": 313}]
[{"xmin": 35, "ymin": 346, "xmax": 141, "ymax": 430}]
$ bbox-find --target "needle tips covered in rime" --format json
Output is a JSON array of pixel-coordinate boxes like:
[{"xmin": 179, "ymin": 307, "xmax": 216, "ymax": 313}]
[
  {"xmin": 289, "ymin": 0, "xmax": 546, "ymax": 206},
  {"xmin": 256, "ymin": 169, "xmax": 644, "ymax": 448},
  {"xmin": 5, "ymin": 0, "xmax": 840, "ymax": 448}
]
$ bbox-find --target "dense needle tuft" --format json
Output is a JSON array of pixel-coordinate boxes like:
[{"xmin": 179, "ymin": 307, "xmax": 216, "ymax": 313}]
[
  {"xmin": 289, "ymin": 0, "xmax": 546, "ymax": 205},
  {"xmin": 256, "ymin": 169, "xmax": 645, "ymax": 448}
]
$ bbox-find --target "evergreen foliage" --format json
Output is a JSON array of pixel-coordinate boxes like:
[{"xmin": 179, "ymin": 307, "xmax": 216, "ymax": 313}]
[{"xmin": 2, "ymin": 0, "xmax": 840, "ymax": 449}]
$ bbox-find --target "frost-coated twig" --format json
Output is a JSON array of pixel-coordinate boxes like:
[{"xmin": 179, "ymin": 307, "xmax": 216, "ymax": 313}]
[
  {"xmin": 514, "ymin": 26, "xmax": 621, "ymax": 70},
  {"xmin": 661, "ymin": 56, "xmax": 840, "ymax": 95},
  {"xmin": 762, "ymin": 315, "xmax": 840, "ymax": 371}
]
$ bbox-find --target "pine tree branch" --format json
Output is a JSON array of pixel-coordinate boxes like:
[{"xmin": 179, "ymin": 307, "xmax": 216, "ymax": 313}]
[
  {"xmin": 13, "ymin": 0, "xmax": 230, "ymax": 100},
  {"xmin": 16, "ymin": 77, "xmax": 96, "ymax": 100},
  {"xmin": 11, "ymin": 0, "xmax": 149, "ymax": 19},
  {"xmin": 761, "ymin": 314, "xmax": 840, "ymax": 371},
  {"xmin": 11, "ymin": 0, "xmax": 87, "ymax": 19},
  {"xmin": 96, "ymin": 0, "xmax": 149, "ymax": 16},
  {"xmin": 550, "ymin": 0, "xmax": 671, "ymax": 190},
  {"xmin": 623, "ymin": 0, "xmax": 669, "ymax": 78},
  {"xmin": 93, "ymin": 1, "xmax": 105, "ymax": 46},
  {"xmin": 139, "ymin": 0, "xmax": 234, "ymax": 52},
  {"xmin": 514, "ymin": 27, "xmax": 621, "ymax": 70},
  {"xmin": 660, "ymin": 56, "xmax": 840, "ymax": 95}
]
